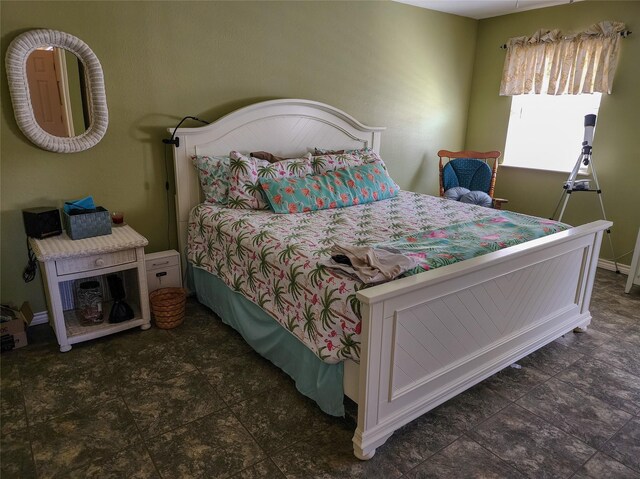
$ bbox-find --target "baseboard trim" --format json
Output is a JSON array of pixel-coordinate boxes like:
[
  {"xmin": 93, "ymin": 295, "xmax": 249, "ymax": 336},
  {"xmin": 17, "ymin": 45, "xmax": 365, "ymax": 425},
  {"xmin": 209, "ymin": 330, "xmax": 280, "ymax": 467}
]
[
  {"xmin": 30, "ymin": 311, "xmax": 49, "ymax": 327},
  {"xmin": 597, "ymin": 259, "xmax": 630, "ymax": 276}
]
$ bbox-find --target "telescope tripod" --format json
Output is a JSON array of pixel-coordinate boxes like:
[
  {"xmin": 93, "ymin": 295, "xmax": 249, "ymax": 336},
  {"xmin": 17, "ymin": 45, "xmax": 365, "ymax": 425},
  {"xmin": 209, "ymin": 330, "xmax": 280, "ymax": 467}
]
[{"xmin": 551, "ymin": 114, "xmax": 619, "ymax": 273}]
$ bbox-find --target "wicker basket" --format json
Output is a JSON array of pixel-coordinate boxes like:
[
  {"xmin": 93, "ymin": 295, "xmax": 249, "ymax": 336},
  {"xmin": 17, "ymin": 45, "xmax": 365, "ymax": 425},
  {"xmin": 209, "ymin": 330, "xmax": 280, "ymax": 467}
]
[{"xmin": 149, "ymin": 287, "xmax": 186, "ymax": 329}]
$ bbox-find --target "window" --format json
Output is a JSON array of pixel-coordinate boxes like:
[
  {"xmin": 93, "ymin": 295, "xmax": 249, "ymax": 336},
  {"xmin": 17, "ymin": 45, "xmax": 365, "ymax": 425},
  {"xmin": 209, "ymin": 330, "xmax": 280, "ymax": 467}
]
[{"xmin": 503, "ymin": 93, "xmax": 602, "ymax": 173}]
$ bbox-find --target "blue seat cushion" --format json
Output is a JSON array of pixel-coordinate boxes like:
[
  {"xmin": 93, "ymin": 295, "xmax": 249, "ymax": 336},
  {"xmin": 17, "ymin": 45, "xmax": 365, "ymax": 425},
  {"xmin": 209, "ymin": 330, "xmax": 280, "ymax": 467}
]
[
  {"xmin": 442, "ymin": 158, "xmax": 492, "ymax": 193},
  {"xmin": 443, "ymin": 186, "xmax": 470, "ymax": 201},
  {"xmin": 459, "ymin": 190, "xmax": 493, "ymax": 208}
]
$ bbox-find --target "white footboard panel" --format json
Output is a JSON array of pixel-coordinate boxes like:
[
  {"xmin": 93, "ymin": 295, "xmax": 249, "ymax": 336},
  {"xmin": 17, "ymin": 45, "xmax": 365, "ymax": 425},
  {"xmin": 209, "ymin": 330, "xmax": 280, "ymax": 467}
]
[{"xmin": 352, "ymin": 220, "xmax": 610, "ymax": 459}]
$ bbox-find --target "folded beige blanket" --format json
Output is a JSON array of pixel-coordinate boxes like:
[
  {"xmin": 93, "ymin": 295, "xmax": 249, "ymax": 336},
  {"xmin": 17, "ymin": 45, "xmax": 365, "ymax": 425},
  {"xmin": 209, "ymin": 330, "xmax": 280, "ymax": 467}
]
[{"xmin": 322, "ymin": 244, "xmax": 418, "ymax": 284}]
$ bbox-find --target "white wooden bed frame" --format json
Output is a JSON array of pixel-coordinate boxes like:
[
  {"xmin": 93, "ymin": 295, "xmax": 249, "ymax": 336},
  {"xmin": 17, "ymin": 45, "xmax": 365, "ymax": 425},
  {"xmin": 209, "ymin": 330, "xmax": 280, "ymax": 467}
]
[{"xmin": 170, "ymin": 98, "xmax": 611, "ymax": 460}]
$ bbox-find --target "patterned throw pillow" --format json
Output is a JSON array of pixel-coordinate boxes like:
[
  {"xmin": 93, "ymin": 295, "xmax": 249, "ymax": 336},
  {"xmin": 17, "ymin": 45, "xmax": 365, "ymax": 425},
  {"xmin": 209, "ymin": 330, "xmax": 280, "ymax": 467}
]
[
  {"xmin": 353, "ymin": 148, "xmax": 386, "ymax": 165},
  {"xmin": 227, "ymin": 151, "xmax": 313, "ymax": 209},
  {"xmin": 314, "ymin": 146, "xmax": 380, "ymax": 161},
  {"xmin": 260, "ymin": 163, "xmax": 399, "ymax": 214},
  {"xmin": 312, "ymin": 147, "xmax": 390, "ymax": 173},
  {"xmin": 310, "ymin": 153, "xmax": 365, "ymax": 175},
  {"xmin": 314, "ymin": 147, "xmax": 363, "ymax": 155},
  {"xmin": 191, "ymin": 155, "xmax": 231, "ymax": 204}
]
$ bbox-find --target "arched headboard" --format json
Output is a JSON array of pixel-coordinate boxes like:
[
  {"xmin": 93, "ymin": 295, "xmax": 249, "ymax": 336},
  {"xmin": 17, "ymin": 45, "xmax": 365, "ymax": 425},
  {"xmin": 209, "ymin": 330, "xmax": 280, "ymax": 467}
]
[{"xmin": 170, "ymin": 98, "xmax": 385, "ymax": 265}]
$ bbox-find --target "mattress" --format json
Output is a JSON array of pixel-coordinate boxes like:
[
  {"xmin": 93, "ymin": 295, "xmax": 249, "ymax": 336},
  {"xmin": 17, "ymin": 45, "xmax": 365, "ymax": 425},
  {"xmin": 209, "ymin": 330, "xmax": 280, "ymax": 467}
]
[{"xmin": 188, "ymin": 191, "xmax": 567, "ymax": 364}]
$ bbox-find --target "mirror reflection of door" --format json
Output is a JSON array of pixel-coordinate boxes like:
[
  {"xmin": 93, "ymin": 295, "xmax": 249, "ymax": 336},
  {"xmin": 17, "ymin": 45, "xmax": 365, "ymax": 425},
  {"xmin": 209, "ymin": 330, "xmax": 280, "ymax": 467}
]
[{"xmin": 25, "ymin": 47, "xmax": 88, "ymax": 137}]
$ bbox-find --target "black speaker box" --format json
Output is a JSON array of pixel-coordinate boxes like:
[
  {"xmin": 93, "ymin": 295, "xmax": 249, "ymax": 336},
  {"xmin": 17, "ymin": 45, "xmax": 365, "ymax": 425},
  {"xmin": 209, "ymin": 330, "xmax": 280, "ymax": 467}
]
[{"xmin": 22, "ymin": 207, "xmax": 62, "ymax": 239}]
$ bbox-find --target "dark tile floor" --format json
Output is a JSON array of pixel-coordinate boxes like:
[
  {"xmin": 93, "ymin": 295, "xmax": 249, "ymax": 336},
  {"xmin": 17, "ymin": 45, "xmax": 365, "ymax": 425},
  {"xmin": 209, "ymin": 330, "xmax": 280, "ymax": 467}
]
[{"xmin": 1, "ymin": 269, "xmax": 639, "ymax": 478}]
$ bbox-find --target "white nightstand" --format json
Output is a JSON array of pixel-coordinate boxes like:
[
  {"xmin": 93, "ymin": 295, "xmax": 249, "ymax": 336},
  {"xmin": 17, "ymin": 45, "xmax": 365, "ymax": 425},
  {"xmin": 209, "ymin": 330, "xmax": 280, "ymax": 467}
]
[{"xmin": 29, "ymin": 225, "xmax": 151, "ymax": 352}]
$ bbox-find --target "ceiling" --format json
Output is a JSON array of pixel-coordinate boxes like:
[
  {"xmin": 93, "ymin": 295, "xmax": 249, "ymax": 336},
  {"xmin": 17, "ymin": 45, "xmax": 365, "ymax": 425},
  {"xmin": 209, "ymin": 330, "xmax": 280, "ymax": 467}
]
[{"xmin": 394, "ymin": 0, "xmax": 581, "ymax": 20}]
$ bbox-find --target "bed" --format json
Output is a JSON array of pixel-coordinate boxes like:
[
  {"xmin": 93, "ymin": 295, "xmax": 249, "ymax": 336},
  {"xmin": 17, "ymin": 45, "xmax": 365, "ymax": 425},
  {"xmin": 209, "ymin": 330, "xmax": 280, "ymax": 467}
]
[{"xmin": 169, "ymin": 98, "xmax": 611, "ymax": 459}]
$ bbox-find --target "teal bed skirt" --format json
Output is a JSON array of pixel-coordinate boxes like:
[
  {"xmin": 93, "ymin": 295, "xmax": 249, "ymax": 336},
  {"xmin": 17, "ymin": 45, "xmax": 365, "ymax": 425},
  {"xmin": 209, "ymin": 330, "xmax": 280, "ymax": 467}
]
[{"xmin": 191, "ymin": 265, "xmax": 345, "ymax": 416}]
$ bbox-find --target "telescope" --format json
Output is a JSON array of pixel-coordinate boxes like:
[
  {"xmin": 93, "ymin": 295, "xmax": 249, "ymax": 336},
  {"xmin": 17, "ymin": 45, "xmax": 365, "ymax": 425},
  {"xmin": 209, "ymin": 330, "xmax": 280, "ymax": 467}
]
[
  {"xmin": 552, "ymin": 113, "xmax": 618, "ymax": 272},
  {"xmin": 580, "ymin": 113, "xmax": 596, "ymax": 164},
  {"xmin": 563, "ymin": 114, "xmax": 596, "ymax": 190}
]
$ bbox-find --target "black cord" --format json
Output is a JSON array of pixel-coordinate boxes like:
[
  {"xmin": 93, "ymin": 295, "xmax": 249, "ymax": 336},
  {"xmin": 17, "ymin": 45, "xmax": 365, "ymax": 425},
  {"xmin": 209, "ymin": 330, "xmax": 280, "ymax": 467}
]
[
  {"xmin": 164, "ymin": 145, "xmax": 171, "ymax": 250},
  {"xmin": 23, "ymin": 238, "xmax": 37, "ymax": 283},
  {"xmin": 162, "ymin": 115, "xmax": 210, "ymax": 250},
  {"xmin": 162, "ymin": 116, "xmax": 209, "ymax": 148}
]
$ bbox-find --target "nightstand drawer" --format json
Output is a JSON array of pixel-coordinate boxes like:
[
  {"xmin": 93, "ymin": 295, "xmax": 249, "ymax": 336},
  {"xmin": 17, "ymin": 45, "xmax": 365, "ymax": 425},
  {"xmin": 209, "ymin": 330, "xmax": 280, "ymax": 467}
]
[{"xmin": 55, "ymin": 249, "xmax": 137, "ymax": 276}]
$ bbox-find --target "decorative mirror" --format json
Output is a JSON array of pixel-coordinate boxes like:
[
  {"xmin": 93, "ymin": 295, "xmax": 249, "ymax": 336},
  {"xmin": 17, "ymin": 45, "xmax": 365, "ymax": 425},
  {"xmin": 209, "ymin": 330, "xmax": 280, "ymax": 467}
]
[{"xmin": 5, "ymin": 29, "xmax": 108, "ymax": 153}]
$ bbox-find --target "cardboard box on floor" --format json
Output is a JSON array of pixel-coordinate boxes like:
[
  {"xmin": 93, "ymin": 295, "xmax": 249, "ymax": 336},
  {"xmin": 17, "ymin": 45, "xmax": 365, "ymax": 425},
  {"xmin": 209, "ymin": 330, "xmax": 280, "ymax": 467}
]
[{"xmin": 0, "ymin": 302, "xmax": 33, "ymax": 352}]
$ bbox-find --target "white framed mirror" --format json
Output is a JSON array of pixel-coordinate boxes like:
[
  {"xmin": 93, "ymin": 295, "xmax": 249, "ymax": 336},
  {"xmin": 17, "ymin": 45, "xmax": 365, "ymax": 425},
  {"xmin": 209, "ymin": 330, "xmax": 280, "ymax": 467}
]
[{"xmin": 5, "ymin": 29, "xmax": 108, "ymax": 153}]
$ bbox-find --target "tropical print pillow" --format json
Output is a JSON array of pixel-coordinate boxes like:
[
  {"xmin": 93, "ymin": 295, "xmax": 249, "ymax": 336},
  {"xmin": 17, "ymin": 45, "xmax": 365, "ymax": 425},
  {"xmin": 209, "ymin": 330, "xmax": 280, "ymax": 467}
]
[
  {"xmin": 191, "ymin": 155, "xmax": 230, "ymax": 204},
  {"xmin": 314, "ymin": 146, "xmax": 382, "ymax": 162},
  {"xmin": 311, "ymin": 147, "xmax": 391, "ymax": 173},
  {"xmin": 353, "ymin": 148, "xmax": 386, "ymax": 165},
  {"xmin": 227, "ymin": 151, "xmax": 313, "ymax": 209},
  {"xmin": 260, "ymin": 162, "xmax": 399, "ymax": 214},
  {"xmin": 310, "ymin": 153, "xmax": 365, "ymax": 175},
  {"xmin": 314, "ymin": 146, "xmax": 367, "ymax": 155}
]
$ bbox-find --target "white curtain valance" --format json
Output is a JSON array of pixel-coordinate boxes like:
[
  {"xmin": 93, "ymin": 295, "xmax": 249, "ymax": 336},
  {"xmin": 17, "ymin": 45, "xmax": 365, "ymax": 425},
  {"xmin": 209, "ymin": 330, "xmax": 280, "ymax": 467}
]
[{"xmin": 500, "ymin": 21, "xmax": 626, "ymax": 96}]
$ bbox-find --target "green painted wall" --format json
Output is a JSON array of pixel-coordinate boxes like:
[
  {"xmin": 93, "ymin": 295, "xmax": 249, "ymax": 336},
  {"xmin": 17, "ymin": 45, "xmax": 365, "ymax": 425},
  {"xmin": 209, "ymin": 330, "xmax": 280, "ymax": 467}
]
[
  {"xmin": 1, "ymin": 1, "xmax": 477, "ymax": 311},
  {"xmin": 467, "ymin": 1, "xmax": 640, "ymax": 266}
]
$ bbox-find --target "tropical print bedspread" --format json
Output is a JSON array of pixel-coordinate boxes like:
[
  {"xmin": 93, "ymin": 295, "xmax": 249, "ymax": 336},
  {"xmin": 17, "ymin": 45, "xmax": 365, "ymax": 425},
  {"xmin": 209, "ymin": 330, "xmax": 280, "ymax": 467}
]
[
  {"xmin": 381, "ymin": 214, "xmax": 568, "ymax": 275},
  {"xmin": 188, "ymin": 191, "xmax": 568, "ymax": 364}
]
